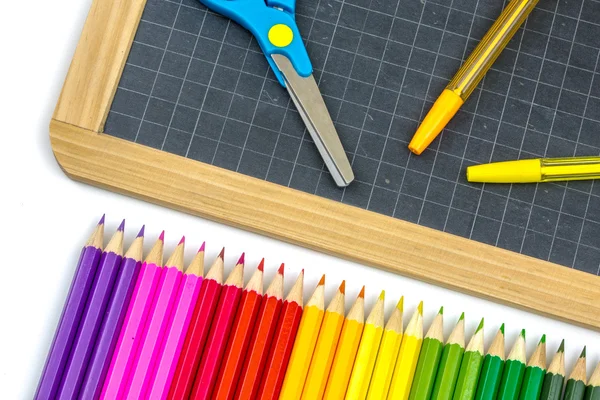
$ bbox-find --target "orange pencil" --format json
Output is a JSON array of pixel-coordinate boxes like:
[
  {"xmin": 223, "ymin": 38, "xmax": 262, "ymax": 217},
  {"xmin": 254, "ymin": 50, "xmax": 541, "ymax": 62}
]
[
  {"xmin": 235, "ymin": 264, "xmax": 285, "ymax": 400},
  {"xmin": 213, "ymin": 260, "xmax": 264, "ymax": 400},
  {"xmin": 257, "ymin": 271, "xmax": 304, "ymax": 400}
]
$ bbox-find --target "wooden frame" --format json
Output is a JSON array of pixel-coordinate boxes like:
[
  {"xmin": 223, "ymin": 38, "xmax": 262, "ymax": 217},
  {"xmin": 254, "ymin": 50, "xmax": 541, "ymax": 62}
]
[{"xmin": 50, "ymin": 0, "xmax": 600, "ymax": 330}]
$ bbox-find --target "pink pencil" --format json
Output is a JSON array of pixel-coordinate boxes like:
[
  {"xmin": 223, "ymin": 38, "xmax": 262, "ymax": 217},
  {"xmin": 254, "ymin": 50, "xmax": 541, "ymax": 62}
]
[
  {"xmin": 100, "ymin": 232, "xmax": 164, "ymax": 400},
  {"xmin": 190, "ymin": 254, "xmax": 245, "ymax": 400},
  {"xmin": 124, "ymin": 237, "xmax": 186, "ymax": 400},
  {"xmin": 146, "ymin": 243, "xmax": 205, "ymax": 400}
]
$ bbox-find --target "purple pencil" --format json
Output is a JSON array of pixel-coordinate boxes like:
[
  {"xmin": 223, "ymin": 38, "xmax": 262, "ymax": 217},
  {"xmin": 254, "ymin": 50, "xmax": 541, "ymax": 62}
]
[
  {"xmin": 56, "ymin": 221, "xmax": 126, "ymax": 399},
  {"xmin": 35, "ymin": 216, "xmax": 105, "ymax": 400},
  {"xmin": 79, "ymin": 226, "xmax": 145, "ymax": 400}
]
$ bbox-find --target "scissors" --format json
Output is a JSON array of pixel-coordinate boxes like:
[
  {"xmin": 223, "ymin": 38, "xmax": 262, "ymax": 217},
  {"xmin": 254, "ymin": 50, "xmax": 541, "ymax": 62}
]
[{"xmin": 198, "ymin": 0, "xmax": 355, "ymax": 187}]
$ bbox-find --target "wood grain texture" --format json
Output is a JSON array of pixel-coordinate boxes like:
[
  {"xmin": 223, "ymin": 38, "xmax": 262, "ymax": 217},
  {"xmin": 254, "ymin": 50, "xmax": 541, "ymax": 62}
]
[
  {"xmin": 49, "ymin": 119, "xmax": 600, "ymax": 330},
  {"xmin": 53, "ymin": 0, "xmax": 147, "ymax": 132}
]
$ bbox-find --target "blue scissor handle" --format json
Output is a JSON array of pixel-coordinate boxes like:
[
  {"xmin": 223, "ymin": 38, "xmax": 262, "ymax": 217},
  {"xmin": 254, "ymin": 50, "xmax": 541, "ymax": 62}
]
[{"xmin": 199, "ymin": 0, "xmax": 312, "ymax": 87}]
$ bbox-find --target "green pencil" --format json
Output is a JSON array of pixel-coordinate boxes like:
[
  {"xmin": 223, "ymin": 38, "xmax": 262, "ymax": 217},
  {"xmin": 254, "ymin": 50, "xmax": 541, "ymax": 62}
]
[
  {"xmin": 539, "ymin": 340, "xmax": 565, "ymax": 400},
  {"xmin": 518, "ymin": 335, "xmax": 546, "ymax": 400},
  {"xmin": 497, "ymin": 329, "xmax": 527, "ymax": 400},
  {"xmin": 409, "ymin": 307, "xmax": 445, "ymax": 400},
  {"xmin": 564, "ymin": 347, "xmax": 587, "ymax": 400},
  {"xmin": 431, "ymin": 313, "xmax": 466, "ymax": 400},
  {"xmin": 453, "ymin": 318, "xmax": 485, "ymax": 400},
  {"xmin": 585, "ymin": 362, "xmax": 600, "ymax": 400},
  {"xmin": 475, "ymin": 324, "xmax": 505, "ymax": 400}
]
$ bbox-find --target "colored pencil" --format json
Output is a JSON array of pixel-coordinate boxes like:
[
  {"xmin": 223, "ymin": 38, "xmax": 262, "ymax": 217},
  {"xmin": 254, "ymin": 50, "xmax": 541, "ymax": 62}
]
[
  {"xmin": 35, "ymin": 216, "xmax": 104, "ymax": 400},
  {"xmin": 100, "ymin": 231, "xmax": 164, "ymax": 400},
  {"xmin": 81, "ymin": 226, "xmax": 145, "ymax": 400},
  {"xmin": 147, "ymin": 244, "xmax": 205, "ymax": 400},
  {"xmin": 324, "ymin": 287, "xmax": 366, "ymax": 400},
  {"xmin": 585, "ymin": 362, "xmax": 600, "ymax": 400},
  {"xmin": 431, "ymin": 313, "xmax": 466, "ymax": 400},
  {"xmin": 125, "ymin": 237, "xmax": 185, "ymax": 399},
  {"xmin": 475, "ymin": 324, "xmax": 505, "ymax": 400},
  {"xmin": 518, "ymin": 335, "xmax": 546, "ymax": 400},
  {"xmin": 497, "ymin": 329, "xmax": 527, "ymax": 400},
  {"xmin": 409, "ymin": 307, "xmax": 445, "ymax": 400},
  {"xmin": 345, "ymin": 290, "xmax": 384, "ymax": 400},
  {"xmin": 301, "ymin": 281, "xmax": 346, "ymax": 399},
  {"xmin": 235, "ymin": 263, "xmax": 285, "ymax": 400},
  {"xmin": 257, "ymin": 270, "xmax": 304, "ymax": 400},
  {"xmin": 213, "ymin": 259, "xmax": 264, "ymax": 400},
  {"xmin": 564, "ymin": 347, "xmax": 587, "ymax": 400},
  {"xmin": 190, "ymin": 253, "xmax": 245, "ymax": 399},
  {"xmin": 279, "ymin": 275, "xmax": 326, "ymax": 400},
  {"xmin": 367, "ymin": 297, "xmax": 404, "ymax": 400},
  {"xmin": 57, "ymin": 221, "xmax": 125, "ymax": 399},
  {"xmin": 454, "ymin": 319, "xmax": 485, "ymax": 400},
  {"xmin": 168, "ymin": 249, "xmax": 224, "ymax": 400},
  {"xmin": 387, "ymin": 301, "xmax": 424, "ymax": 400},
  {"xmin": 539, "ymin": 340, "xmax": 565, "ymax": 400}
]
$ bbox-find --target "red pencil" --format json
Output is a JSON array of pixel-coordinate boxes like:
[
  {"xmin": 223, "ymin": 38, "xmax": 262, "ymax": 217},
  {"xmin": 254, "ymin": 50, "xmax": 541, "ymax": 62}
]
[
  {"xmin": 235, "ymin": 263, "xmax": 285, "ymax": 400},
  {"xmin": 213, "ymin": 260, "xmax": 265, "ymax": 400},
  {"xmin": 257, "ymin": 270, "xmax": 304, "ymax": 400},
  {"xmin": 167, "ymin": 249, "xmax": 225, "ymax": 400},
  {"xmin": 190, "ymin": 253, "xmax": 245, "ymax": 399}
]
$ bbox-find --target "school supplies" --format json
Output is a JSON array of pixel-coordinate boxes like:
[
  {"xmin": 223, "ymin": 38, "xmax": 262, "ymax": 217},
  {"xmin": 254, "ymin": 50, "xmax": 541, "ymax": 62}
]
[
  {"xmin": 539, "ymin": 341, "xmax": 565, "ymax": 400},
  {"xmin": 497, "ymin": 330, "xmax": 527, "ymax": 400},
  {"xmin": 409, "ymin": 307, "xmax": 444, "ymax": 400},
  {"xmin": 564, "ymin": 348, "xmax": 588, "ymax": 400},
  {"xmin": 431, "ymin": 313, "xmax": 466, "ymax": 400},
  {"xmin": 519, "ymin": 335, "xmax": 547, "ymax": 400},
  {"xmin": 454, "ymin": 319, "xmax": 485, "ymax": 400},
  {"xmin": 408, "ymin": 0, "xmax": 539, "ymax": 155},
  {"xmin": 475, "ymin": 325, "xmax": 505, "ymax": 400},
  {"xmin": 586, "ymin": 363, "xmax": 600, "ymax": 400},
  {"xmin": 467, "ymin": 156, "xmax": 600, "ymax": 183},
  {"xmin": 196, "ymin": 0, "xmax": 353, "ymax": 186}
]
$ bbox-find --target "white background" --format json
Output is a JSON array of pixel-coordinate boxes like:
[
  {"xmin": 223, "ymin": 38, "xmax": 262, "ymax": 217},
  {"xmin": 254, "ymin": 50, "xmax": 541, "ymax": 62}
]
[{"xmin": 0, "ymin": 0, "xmax": 598, "ymax": 398}]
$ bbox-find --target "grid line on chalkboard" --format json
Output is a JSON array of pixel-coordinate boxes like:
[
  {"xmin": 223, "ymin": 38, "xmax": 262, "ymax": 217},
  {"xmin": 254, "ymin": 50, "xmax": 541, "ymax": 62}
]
[{"xmin": 104, "ymin": 0, "xmax": 600, "ymax": 274}]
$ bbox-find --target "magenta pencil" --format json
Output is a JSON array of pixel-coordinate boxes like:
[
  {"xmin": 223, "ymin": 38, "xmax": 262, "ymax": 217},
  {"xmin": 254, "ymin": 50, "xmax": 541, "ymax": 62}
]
[
  {"xmin": 57, "ymin": 221, "xmax": 125, "ymax": 400},
  {"xmin": 35, "ymin": 216, "xmax": 104, "ymax": 400},
  {"xmin": 147, "ymin": 244, "xmax": 205, "ymax": 400},
  {"xmin": 190, "ymin": 254, "xmax": 245, "ymax": 400},
  {"xmin": 100, "ymin": 232, "xmax": 164, "ymax": 400},
  {"xmin": 80, "ymin": 226, "xmax": 145, "ymax": 400},
  {"xmin": 124, "ymin": 237, "xmax": 186, "ymax": 400}
]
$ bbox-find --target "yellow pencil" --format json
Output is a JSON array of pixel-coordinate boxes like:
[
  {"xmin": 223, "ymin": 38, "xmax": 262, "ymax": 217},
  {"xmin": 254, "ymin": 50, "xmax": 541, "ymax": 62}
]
[
  {"xmin": 279, "ymin": 275, "xmax": 326, "ymax": 400},
  {"xmin": 367, "ymin": 297, "xmax": 404, "ymax": 400},
  {"xmin": 323, "ymin": 287, "xmax": 366, "ymax": 400},
  {"xmin": 301, "ymin": 281, "xmax": 346, "ymax": 399},
  {"xmin": 387, "ymin": 301, "xmax": 424, "ymax": 400},
  {"xmin": 346, "ymin": 290, "xmax": 386, "ymax": 400}
]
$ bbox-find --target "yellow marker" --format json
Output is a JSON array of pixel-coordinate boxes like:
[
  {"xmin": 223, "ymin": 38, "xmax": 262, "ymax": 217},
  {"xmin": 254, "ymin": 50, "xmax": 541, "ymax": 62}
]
[
  {"xmin": 467, "ymin": 156, "xmax": 600, "ymax": 183},
  {"xmin": 346, "ymin": 291, "xmax": 386, "ymax": 400},
  {"xmin": 367, "ymin": 297, "xmax": 404, "ymax": 400},
  {"xmin": 268, "ymin": 24, "xmax": 294, "ymax": 47},
  {"xmin": 408, "ymin": 0, "xmax": 539, "ymax": 155},
  {"xmin": 323, "ymin": 287, "xmax": 366, "ymax": 400},
  {"xmin": 301, "ymin": 281, "xmax": 346, "ymax": 400},
  {"xmin": 387, "ymin": 301, "xmax": 424, "ymax": 400},
  {"xmin": 280, "ymin": 276, "xmax": 326, "ymax": 400}
]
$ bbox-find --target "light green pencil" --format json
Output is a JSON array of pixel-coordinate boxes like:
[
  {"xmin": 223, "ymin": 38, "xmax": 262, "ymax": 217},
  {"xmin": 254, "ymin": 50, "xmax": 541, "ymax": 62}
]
[
  {"xmin": 453, "ymin": 318, "xmax": 485, "ymax": 400},
  {"xmin": 431, "ymin": 313, "xmax": 465, "ymax": 400}
]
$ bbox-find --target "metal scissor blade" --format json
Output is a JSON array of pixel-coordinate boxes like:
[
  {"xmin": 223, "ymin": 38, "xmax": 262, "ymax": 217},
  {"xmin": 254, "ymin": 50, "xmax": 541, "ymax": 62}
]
[{"xmin": 272, "ymin": 54, "xmax": 354, "ymax": 187}]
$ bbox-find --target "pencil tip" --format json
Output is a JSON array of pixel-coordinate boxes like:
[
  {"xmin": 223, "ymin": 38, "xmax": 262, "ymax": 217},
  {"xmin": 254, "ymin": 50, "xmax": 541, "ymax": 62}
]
[
  {"xmin": 417, "ymin": 301, "xmax": 423, "ymax": 315},
  {"xmin": 237, "ymin": 252, "xmax": 245, "ymax": 265},
  {"xmin": 218, "ymin": 247, "xmax": 225, "ymax": 260},
  {"xmin": 438, "ymin": 306, "xmax": 444, "ymax": 315},
  {"xmin": 98, "ymin": 214, "xmax": 105, "ymax": 225},
  {"xmin": 118, "ymin": 219, "xmax": 125, "ymax": 231},
  {"xmin": 520, "ymin": 329, "xmax": 526, "ymax": 339},
  {"xmin": 500, "ymin": 323, "xmax": 505, "ymax": 334},
  {"xmin": 539, "ymin": 334, "xmax": 546, "ymax": 344},
  {"xmin": 580, "ymin": 346, "xmax": 586, "ymax": 358},
  {"xmin": 178, "ymin": 236, "xmax": 185, "ymax": 245},
  {"xmin": 397, "ymin": 296, "xmax": 404, "ymax": 312},
  {"xmin": 318, "ymin": 275, "xmax": 325, "ymax": 286},
  {"xmin": 378, "ymin": 290, "xmax": 384, "ymax": 300},
  {"xmin": 137, "ymin": 225, "xmax": 145, "ymax": 238},
  {"xmin": 258, "ymin": 258, "xmax": 265, "ymax": 272},
  {"xmin": 476, "ymin": 318, "xmax": 484, "ymax": 332},
  {"xmin": 199, "ymin": 241, "xmax": 205, "ymax": 252},
  {"xmin": 278, "ymin": 263, "xmax": 285, "ymax": 274},
  {"xmin": 459, "ymin": 312, "xmax": 465, "ymax": 321},
  {"xmin": 159, "ymin": 230, "xmax": 165, "ymax": 241},
  {"xmin": 558, "ymin": 340, "xmax": 565, "ymax": 353},
  {"xmin": 339, "ymin": 280, "xmax": 345, "ymax": 294},
  {"xmin": 358, "ymin": 286, "xmax": 365, "ymax": 298}
]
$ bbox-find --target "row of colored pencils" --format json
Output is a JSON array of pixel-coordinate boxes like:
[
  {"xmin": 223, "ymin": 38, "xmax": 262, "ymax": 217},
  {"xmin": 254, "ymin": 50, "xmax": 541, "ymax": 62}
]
[{"xmin": 35, "ymin": 217, "xmax": 600, "ymax": 400}]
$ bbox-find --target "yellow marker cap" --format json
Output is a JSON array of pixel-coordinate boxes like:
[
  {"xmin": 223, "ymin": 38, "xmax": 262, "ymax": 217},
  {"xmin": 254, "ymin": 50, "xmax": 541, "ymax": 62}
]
[
  {"xmin": 408, "ymin": 89, "xmax": 464, "ymax": 155},
  {"xmin": 466, "ymin": 159, "xmax": 542, "ymax": 183}
]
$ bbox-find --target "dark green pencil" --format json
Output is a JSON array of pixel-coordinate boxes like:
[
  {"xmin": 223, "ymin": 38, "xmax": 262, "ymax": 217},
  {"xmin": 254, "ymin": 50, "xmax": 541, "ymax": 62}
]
[
  {"xmin": 540, "ymin": 340, "xmax": 565, "ymax": 400},
  {"xmin": 431, "ymin": 313, "xmax": 466, "ymax": 400},
  {"xmin": 409, "ymin": 307, "xmax": 445, "ymax": 400},
  {"xmin": 564, "ymin": 347, "xmax": 587, "ymax": 400},
  {"xmin": 518, "ymin": 335, "xmax": 546, "ymax": 400},
  {"xmin": 585, "ymin": 362, "xmax": 600, "ymax": 400},
  {"xmin": 475, "ymin": 324, "xmax": 505, "ymax": 400},
  {"xmin": 497, "ymin": 329, "xmax": 527, "ymax": 400},
  {"xmin": 453, "ymin": 319, "xmax": 485, "ymax": 400}
]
